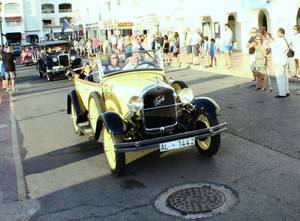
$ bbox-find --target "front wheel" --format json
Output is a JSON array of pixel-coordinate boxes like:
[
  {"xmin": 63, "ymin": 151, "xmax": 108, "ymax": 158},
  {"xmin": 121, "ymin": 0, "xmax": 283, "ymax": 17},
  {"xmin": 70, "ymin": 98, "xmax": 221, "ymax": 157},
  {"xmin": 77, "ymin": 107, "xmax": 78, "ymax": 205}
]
[
  {"xmin": 103, "ymin": 128, "xmax": 125, "ymax": 176},
  {"xmin": 195, "ymin": 113, "xmax": 221, "ymax": 157}
]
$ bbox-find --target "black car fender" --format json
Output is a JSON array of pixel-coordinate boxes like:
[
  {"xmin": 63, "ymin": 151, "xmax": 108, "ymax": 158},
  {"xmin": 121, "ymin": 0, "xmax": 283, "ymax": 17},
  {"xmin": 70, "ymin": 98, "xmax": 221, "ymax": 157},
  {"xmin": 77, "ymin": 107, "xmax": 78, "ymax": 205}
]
[
  {"xmin": 67, "ymin": 90, "xmax": 87, "ymax": 123},
  {"xmin": 99, "ymin": 112, "xmax": 125, "ymax": 136},
  {"xmin": 191, "ymin": 97, "xmax": 222, "ymax": 120}
]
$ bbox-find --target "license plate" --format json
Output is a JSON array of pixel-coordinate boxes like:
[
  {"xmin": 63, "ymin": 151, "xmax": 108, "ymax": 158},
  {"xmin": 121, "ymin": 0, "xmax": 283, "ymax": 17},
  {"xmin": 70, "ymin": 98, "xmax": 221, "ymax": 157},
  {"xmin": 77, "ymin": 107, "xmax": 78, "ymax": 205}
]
[{"xmin": 159, "ymin": 137, "xmax": 195, "ymax": 152}]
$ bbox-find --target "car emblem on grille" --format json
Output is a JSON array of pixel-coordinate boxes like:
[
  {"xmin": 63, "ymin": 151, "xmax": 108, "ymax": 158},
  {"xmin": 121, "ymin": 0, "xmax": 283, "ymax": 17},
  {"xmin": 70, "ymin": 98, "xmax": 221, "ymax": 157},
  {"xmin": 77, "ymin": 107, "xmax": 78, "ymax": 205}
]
[
  {"xmin": 160, "ymin": 127, "xmax": 165, "ymax": 132},
  {"xmin": 154, "ymin": 95, "xmax": 165, "ymax": 107}
]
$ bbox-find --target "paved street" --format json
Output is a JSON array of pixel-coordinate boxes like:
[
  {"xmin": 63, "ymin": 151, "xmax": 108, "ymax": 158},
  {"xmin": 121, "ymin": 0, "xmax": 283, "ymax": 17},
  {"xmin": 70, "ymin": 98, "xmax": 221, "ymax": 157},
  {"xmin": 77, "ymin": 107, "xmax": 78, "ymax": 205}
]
[{"xmin": 1, "ymin": 64, "xmax": 300, "ymax": 221}]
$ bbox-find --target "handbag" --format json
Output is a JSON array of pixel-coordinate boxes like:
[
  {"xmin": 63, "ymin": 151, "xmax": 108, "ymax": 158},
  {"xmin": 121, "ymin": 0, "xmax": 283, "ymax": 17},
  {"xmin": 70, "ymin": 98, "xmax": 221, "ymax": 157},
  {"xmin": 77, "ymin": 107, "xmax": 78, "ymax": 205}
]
[{"xmin": 284, "ymin": 38, "xmax": 294, "ymax": 58}]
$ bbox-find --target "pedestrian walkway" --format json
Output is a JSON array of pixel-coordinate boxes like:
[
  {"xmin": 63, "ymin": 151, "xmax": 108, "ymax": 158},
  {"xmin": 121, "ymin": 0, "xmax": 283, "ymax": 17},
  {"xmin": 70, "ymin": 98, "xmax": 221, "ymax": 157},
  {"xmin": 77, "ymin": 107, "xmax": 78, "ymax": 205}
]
[{"xmin": 176, "ymin": 51, "xmax": 300, "ymax": 84}]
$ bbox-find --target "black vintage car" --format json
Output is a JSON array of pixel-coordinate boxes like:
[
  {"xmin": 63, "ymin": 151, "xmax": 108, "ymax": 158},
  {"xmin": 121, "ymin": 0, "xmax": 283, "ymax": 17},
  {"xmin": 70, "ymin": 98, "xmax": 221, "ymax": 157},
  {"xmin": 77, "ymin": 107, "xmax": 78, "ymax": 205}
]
[{"xmin": 36, "ymin": 40, "xmax": 82, "ymax": 81}]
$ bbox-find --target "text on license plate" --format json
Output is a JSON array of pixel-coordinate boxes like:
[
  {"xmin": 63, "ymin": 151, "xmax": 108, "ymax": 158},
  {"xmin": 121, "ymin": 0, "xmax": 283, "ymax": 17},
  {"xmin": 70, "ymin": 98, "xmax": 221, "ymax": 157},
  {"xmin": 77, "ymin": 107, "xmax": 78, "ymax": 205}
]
[{"xmin": 159, "ymin": 137, "xmax": 195, "ymax": 152}]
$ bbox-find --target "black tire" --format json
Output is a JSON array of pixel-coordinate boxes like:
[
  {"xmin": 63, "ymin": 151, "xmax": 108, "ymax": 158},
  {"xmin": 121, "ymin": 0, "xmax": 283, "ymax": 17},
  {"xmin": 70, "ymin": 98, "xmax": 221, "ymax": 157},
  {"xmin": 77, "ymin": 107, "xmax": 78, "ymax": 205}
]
[
  {"xmin": 103, "ymin": 130, "xmax": 125, "ymax": 176},
  {"xmin": 25, "ymin": 63, "xmax": 29, "ymax": 66},
  {"xmin": 171, "ymin": 81, "xmax": 188, "ymax": 94},
  {"xmin": 70, "ymin": 102, "xmax": 83, "ymax": 136},
  {"xmin": 194, "ymin": 113, "xmax": 221, "ymax": 157}
]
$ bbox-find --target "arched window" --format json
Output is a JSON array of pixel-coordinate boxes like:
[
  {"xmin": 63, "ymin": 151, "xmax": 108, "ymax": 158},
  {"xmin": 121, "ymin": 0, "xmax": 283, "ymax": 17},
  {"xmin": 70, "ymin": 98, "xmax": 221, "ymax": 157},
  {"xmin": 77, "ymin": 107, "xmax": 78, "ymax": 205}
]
[
  {"xmin": 41, "ymin": 4, "xmax": 54, "ymax": 13},
  {"xmin": 59, "ymin": 17, "xmax": 72, "ymax": 24},
  {"xmin": 59, "ymin": 3, "xmax": 72, "ymax": 13},
  {"xmin": 4, "ymin": 3, "xmax": 21, "ymax": 16}
]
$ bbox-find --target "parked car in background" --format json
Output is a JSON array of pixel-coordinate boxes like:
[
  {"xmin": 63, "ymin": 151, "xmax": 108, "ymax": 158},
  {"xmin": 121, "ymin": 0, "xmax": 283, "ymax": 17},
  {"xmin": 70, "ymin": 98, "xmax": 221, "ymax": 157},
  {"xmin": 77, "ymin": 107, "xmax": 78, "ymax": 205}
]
[
  {"xmin": 67, "ymin": 50, "xmax": 227, "ymax": 176},
  {"xmin": 11, "ymin": 43, "xmax": 22, "ymax": 57},
  {"xmin": 36, "ymin": 40, "xmax": 82, "ymax": 81},
  {"xmin": 20, "ymin": 43, "xmax": 38, "ymax": 66}
]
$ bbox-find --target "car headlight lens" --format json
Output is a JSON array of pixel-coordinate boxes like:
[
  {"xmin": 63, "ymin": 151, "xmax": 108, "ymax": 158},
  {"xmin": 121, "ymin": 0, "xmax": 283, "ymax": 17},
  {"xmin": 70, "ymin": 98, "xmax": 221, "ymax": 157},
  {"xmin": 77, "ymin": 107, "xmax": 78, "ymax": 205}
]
[
  {"xmin": 71, "ymin": 56, "xmax": 75, "ymax": 61},
  {"xmin": 52, "ymin": 57, "xmax": 58, "ymax": 62},
  {"xmin": 178, "ymin": 88, "xmax": 194, "ymax": 104},
  {"xmin": 127, "ymin": 96, "xmax": 143, "ymax": 112}
]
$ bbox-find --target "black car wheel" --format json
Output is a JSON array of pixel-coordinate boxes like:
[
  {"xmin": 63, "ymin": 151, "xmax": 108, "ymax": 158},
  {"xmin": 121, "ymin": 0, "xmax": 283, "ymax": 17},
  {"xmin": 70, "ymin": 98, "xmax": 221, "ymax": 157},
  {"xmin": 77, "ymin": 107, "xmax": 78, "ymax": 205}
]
[
  {"xmin": 103, "ymin": 129, "xmax": 125, "ymax": 176},
  {"xmin": 70, "ymin": 102, "xmax": 83, "ymax": 136},
  {"xmin": 194, "ymin": 113, "xmax": 220, "ymax": 157}
]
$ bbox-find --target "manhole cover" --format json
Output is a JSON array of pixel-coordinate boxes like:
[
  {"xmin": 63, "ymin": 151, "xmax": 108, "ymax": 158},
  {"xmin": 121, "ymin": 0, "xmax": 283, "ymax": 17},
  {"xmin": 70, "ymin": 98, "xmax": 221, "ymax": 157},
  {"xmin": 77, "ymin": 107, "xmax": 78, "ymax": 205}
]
[{"xmin": 155, "ymin": 183, "xmax": 237, "ymax": 219}]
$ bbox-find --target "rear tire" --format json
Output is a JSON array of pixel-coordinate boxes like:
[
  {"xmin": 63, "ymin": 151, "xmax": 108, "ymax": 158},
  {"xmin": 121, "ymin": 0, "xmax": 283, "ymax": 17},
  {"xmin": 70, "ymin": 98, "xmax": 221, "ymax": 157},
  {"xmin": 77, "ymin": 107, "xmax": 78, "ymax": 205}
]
[
  {"xmin": 70, "ymin": 102, "xmax": 83, "ymax": 136},
  {"xmin": 194, "ymin": 113, "xmax": 221, "ymax": 157},
  {"xmin": 103, "ymin": 128, "xmax": 125, "ymax": 176}
]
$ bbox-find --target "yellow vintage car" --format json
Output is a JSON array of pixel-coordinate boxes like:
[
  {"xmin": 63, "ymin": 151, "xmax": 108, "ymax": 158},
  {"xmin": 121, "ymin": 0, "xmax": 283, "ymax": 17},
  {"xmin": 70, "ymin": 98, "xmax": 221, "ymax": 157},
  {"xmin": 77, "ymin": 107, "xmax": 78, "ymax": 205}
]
[{"xmin": 67, "ymin": 50, "xmax": 227, "ymax": 176}]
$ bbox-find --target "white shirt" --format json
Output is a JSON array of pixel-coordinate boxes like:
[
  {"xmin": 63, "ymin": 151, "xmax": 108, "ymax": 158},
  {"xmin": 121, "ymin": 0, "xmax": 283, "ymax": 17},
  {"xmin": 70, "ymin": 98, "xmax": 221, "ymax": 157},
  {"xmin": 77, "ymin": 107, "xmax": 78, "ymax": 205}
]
[
  {"xmin": 223, "ymin": 29, "xmax": 233, "ymax": 45},
  {"xmin": 190, "ymin": 32, "xmax": 201, "ymax": 46},
  {"xmin": 271, "ymin": 37, "xmax": 288, "ymax": 66},
  {"xmin": 185, "ymin": 32, "xmax": 192, "ymax": 46},
  {"xmin": 291, "ymin": 33, "xmax": 300, "ymax": 55}
]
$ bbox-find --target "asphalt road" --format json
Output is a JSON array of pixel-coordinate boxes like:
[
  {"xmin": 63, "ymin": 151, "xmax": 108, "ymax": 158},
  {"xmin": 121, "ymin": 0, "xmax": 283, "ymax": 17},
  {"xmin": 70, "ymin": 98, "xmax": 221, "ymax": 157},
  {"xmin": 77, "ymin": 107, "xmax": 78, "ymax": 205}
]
[{"xmin": 3, "ymin": 64, "xmax": 300, "ymax": 220}]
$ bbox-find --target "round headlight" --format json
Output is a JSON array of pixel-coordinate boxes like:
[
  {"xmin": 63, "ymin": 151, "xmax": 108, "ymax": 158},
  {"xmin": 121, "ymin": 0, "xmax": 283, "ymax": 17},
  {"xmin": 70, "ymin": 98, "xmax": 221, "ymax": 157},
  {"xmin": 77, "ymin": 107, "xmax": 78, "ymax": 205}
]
[
  {"xmin": 178, "ymin": 88, "xmax": 194, "ymax": 104},
  {"xmin": 71, "ymin": 56, "xmax": 75, "ymax": 61},
  {"xmin": 52, "ymin": 57, "xmax": 58, "ymax": 62},
  {"xmin": 127, "ymin": 96, "xmax": 143, "ymax": 112}
]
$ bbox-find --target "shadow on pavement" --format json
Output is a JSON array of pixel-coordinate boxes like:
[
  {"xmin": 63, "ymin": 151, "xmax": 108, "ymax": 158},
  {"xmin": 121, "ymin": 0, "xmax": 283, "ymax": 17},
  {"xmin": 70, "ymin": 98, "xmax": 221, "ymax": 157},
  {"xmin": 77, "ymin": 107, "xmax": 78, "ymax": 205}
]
[{"xmin": 23, "ymin": 140, "xmax": 102, "ymax": 175}]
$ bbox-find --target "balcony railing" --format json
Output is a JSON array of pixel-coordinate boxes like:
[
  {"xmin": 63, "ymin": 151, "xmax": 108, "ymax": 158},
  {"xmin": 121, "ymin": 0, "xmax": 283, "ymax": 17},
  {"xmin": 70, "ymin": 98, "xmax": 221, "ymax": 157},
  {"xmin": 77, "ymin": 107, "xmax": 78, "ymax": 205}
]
[
  {"xmin": 42, "ymin": 9, "xmax": 54, "ymax": 13},
  {"xmin": 59, "ymin": 9, "xmax": 72, "ymax": 13}
]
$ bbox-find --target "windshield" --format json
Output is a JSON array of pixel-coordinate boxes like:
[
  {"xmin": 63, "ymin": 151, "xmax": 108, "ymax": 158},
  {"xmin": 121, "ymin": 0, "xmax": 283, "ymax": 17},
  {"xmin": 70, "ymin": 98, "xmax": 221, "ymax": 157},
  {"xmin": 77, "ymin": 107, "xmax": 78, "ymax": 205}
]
[
  {"xmin": 95, "ymin": 50, "xmax": 164, "ymax": 75},
  {"xmin": 46, "ymin": 44, "xmax": 69, "ymax": 53}
]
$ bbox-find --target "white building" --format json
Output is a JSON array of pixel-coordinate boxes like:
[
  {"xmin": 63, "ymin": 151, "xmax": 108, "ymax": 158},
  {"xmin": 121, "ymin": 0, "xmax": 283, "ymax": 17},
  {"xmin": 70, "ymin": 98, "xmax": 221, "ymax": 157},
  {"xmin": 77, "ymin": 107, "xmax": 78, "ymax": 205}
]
[
  {"xmin": 0, "ymin": 0, "xmax": 83, "ymax": 44},
  {"xmin": 97, "ymin": 0, "xmax": 300, "ymax": 53}
]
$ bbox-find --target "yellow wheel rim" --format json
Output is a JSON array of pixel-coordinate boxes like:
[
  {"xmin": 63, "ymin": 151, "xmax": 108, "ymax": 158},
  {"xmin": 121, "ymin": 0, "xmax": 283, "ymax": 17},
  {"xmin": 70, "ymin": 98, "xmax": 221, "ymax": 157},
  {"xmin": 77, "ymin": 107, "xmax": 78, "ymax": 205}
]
[
  {"xmin": 103, "ymin": 129, "xmax": 117, "ymax": 170},
  {"xmin": 196, "ymin": 114, "xmax": 211, "ymax": 150},
  {"xmin": 89, "ymin": 99, "xmax": 98, "ymax": 132},
  {"xmin": 71, "ymin": 104, "xmax": 79, "ymax": 132}
]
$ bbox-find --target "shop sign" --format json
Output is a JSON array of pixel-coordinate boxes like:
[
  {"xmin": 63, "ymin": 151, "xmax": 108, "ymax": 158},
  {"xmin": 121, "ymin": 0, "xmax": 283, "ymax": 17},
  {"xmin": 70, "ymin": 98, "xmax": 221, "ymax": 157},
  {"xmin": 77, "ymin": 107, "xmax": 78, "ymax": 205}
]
[
  {"xmin": 118, "ymin": 22, "xmax": 133, "ymax": 29},
  {"xmin": 5, "ymin": 16, "xmax": 22, "ymax": 22},
  {"xmin": 242, "ymin": 0, "xmax": 271, "ymax": 9}
]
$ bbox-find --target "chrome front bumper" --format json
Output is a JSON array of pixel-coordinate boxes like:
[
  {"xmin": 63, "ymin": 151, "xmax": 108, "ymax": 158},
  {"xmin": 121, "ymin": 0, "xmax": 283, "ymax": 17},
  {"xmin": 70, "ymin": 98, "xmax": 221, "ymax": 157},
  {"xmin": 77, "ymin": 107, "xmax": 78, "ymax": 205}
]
[{"xmin": 114, "ymin": 122, "xmax": 227, "ymax": 153}]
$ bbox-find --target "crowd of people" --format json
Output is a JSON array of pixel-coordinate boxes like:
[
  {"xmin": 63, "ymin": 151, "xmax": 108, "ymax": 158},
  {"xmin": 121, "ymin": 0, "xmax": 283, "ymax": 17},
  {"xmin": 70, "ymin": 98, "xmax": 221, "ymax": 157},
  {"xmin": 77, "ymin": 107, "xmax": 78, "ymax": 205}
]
[{"xmin": 246, "ymin": 25, "xmax": 300, "ymax": 98}]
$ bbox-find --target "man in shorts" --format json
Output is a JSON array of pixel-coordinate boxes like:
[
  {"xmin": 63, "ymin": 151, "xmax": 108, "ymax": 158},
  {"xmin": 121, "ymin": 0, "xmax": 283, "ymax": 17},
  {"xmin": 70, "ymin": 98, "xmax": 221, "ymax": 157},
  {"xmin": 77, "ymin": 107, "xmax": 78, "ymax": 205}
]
[
  {"xmin": 3, "ymin": 47, "xmax": 16, "ymax": 92},
  {"xmin": 224, "ymin": 23, "xmax": 233, "ymax": 68}
]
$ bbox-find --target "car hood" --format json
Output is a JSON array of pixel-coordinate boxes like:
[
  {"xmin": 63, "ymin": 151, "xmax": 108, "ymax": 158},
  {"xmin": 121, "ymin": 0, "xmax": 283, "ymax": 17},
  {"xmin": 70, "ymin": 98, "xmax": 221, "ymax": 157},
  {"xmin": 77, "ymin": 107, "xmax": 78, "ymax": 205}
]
[{"xmin": 102, "ymin": 71, "xmax": 166, "ymax": 115}]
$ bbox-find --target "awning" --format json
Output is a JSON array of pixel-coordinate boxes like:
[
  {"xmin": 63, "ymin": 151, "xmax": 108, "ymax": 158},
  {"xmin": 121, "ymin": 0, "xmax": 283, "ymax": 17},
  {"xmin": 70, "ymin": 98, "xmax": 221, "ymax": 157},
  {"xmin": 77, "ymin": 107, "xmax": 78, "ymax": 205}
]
[{"xmin": 5, "ymin": 16, "xmax": 22, "ymax": 22}]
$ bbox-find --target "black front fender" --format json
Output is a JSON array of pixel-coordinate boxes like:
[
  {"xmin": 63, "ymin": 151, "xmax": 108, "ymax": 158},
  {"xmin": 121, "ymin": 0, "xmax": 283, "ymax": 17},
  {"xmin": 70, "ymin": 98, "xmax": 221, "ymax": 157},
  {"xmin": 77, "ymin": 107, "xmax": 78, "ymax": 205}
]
[
  {"xmin": 67, "ymin": 90, "xmax": 87, "ymax": 123},
  {"xmin": 100, "ymin": 112, "xmax": 125, "ymax": 136},
  {"xmin": 191, "ymin": 97, "xmax": 222, "ymax": 119}
]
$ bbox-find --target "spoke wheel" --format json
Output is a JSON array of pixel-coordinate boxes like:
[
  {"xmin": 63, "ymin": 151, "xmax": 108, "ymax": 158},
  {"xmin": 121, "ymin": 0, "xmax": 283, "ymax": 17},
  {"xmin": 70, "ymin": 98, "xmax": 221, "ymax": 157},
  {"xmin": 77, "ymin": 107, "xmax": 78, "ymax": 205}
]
[
  {"xmin": 103, "ymin": 128, "xmax": 125, "ymax": 176},
  {"xmin": 195, "ymin": 113, "xmax": 220, "ymax": 157},
  {"xmin": 70, "ymin": 103, "xmax": 82, "ymax": 135},
  {"xmin": 88, "ymin": 98, "xmax": 99, "ymax": 133}
]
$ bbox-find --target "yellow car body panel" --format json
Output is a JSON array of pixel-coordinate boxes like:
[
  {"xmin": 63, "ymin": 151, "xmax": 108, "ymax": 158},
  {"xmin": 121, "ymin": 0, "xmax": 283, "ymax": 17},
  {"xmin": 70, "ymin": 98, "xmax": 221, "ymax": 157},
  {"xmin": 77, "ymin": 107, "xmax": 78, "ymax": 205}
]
[{"xmin": 74, "ymin": 70, "xmax": 166, "ymax": 117}]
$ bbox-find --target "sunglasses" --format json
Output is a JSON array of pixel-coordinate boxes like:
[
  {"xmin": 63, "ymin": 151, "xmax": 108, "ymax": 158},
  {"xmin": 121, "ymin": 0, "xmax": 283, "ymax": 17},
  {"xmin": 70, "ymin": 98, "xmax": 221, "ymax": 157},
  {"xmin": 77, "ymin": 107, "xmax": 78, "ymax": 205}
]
[{"xmin": 112, "ymin": 57, "xmax": 118, "ymax": 59}]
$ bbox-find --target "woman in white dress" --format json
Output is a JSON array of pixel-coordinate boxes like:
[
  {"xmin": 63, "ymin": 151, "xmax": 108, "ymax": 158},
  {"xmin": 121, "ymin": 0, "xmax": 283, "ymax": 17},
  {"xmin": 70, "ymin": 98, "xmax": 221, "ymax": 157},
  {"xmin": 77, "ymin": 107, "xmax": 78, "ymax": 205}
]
[{"xmin": 291, "ymin": 25, "xmax": 300, "ymax": 78}]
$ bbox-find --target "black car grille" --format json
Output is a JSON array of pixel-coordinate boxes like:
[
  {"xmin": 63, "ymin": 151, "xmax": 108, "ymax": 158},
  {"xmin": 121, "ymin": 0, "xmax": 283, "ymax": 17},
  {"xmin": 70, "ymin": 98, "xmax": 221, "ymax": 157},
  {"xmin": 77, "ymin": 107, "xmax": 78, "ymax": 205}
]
[
  {"xmin": 142, "ymin": 86, "xmax": 177, "ymax": 130},
  {"xmin": 59, "ymin": 55, "xmax": 69, "ymax": 66}
]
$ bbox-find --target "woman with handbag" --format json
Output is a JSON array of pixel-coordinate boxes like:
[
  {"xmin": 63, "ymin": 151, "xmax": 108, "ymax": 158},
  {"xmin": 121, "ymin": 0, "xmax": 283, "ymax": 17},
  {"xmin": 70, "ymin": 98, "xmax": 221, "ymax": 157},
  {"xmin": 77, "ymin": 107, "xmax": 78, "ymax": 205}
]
[
  {"xmin": 291, "ymin": 25, "xmax": 300, "ymax": 78},
  {"xmin": 253, "ymin": 35, "xmax": 267, "ymax": 90}
]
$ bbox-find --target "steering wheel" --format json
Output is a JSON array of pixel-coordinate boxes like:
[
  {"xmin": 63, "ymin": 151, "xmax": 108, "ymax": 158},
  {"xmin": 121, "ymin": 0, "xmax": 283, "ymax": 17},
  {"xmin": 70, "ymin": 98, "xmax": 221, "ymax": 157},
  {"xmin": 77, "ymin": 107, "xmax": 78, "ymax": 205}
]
[{"xmin": 134, "ymin": 61, "xmax": 159, "ymax": 69}]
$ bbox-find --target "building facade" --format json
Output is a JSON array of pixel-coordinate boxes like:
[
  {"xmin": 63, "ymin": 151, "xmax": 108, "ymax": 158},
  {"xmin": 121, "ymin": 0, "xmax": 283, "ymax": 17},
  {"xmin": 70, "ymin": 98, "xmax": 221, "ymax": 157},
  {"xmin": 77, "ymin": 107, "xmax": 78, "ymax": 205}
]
[
  {"xmin": 97, "ymin": 0, "xmax": 300, "ymax": 52},
  {"xmin": 0, "ymin": 0, "xmax": 83, "ymax": 44}
]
